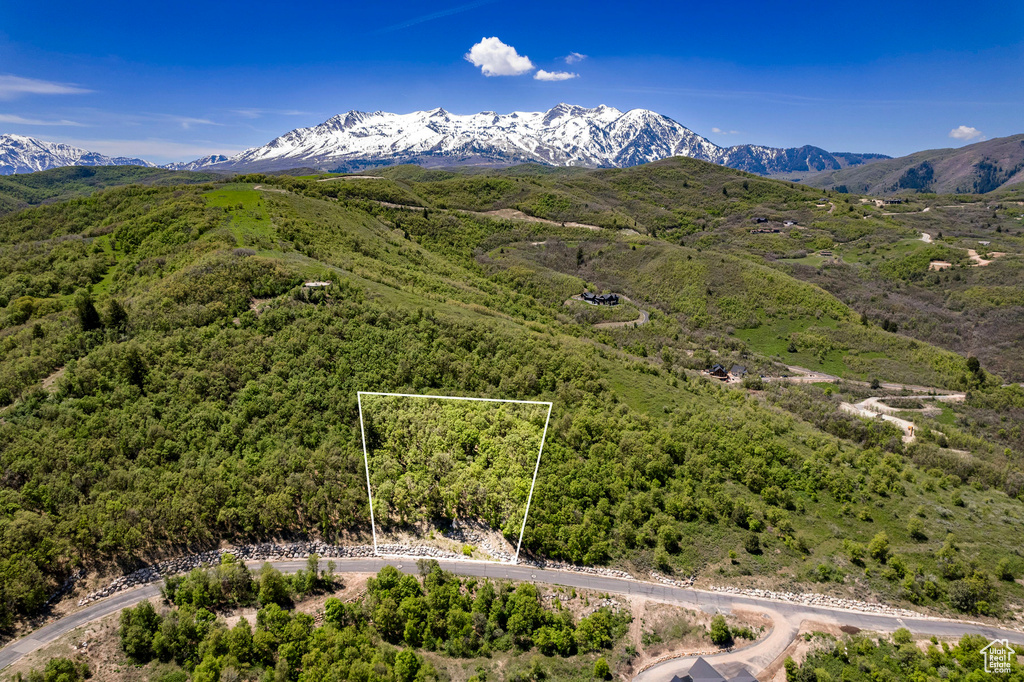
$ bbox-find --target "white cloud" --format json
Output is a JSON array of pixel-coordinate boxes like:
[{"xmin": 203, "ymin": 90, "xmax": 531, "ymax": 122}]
[
  {"xmin": 565, "ymin": 52, "xmax": 587, "ymax": 64},
  {"xmin": 152, "ymin": 115, "xmax": 220, "ymax": 130},
  {"xmin": 534, "ymin": 70, "xmax": 578, "ymax": 82},
  {"xmin": 231, "ymin": 108, "xmax": 309, "ymax": 119},
  {"xmin": 949, "ymin": 125, "xmax": 983, "ymax": 141},
  {"xmin": 0, "ymin": 74, "xmax": 92, "ymax": 100},
  {"xmin": 711, "ymin": 127, "xmax": 740, "ymax": 135},
  {"xmin": 465, "ymin": 37, "xmax": 534, "ymax": 76},
  {"xmin": 0, "ymin": 114, "xmax": 84, "ymax": 126}
]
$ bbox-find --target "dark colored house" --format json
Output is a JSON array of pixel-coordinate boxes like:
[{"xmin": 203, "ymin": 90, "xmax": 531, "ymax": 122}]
[
  {"xmin": 686, "ymin": 658, "xmax": 726, "ymax": 682},
  {"xmin": 667, "ymin": 657, "xmax": 754, "ymax": 682},
  {"xmin": 730, "ymin": 365, "xmax": 747, "ymax": 378},
  {"xmin": 582, "ymin": 291, "xmax": 619, "ymax": 306},
  {"xmin": 752, "ymin": 217, "xmax": 768, "ymax": 224},
  {"xmin": 709, "ymin": 364, "xmax": 729, "ymax": 379}
]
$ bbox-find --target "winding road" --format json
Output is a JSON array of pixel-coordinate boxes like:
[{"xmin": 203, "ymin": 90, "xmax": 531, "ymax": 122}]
[{"xmin": 1, "ymin": 558, "xmax": 1020, "ymax": 680}]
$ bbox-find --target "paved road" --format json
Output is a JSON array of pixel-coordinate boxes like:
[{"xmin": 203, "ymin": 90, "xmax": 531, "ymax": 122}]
[
  {"xmin": 2, "ymin": 558, "xmax": 1021, "ymax": 677},
  {"xmin": 593, "ymin": 307, "xmax": 649, "ymax": 329}
]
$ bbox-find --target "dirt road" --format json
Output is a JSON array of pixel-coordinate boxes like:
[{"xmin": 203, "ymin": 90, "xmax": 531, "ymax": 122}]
[{"xmin": 839, "ymin": 400, "xmax": 918, "ymax": 442}]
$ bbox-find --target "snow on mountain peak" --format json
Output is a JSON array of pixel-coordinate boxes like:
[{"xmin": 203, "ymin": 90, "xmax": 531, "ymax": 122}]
[
  {"xmin": 162, "ymin": 104, "xmax": 885, "ymax": 175},
  {"xmin": 0, "ymin": 134, "xmax": 154, "ymax": 175},
  {"xmin": 195, "ymin": 104, "xmax": 715, "ymax": 172}
]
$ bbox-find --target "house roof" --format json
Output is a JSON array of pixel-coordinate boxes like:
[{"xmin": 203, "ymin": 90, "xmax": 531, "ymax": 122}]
[
  {"xmin": 711, "ymin": 363, "xmax": 726, "ymax": 372},
  {"xmin": 730, "ymin": 365, "xmax": 747, "ymax": 374},
  {"xmin": 687, "ymin": 657, "xmax": 727, "ymax": 682},
  {"xmin": 728, "ymin": 672, "xmax": 758, "ymax": 682}
]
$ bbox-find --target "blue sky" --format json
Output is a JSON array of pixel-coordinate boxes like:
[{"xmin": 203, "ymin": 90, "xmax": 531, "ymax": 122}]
[{"xmin": 1, "ymin": 0, "xmax": 1021, "ymax": 164}]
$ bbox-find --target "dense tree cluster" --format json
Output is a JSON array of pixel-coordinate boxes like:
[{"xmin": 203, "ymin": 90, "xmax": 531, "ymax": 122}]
[
  {"xmin": 787, "ymin": 630, "xmax": 1023, "ymax": 682},
  {"xmin": 362, "ymin": 397, "xmax": 546, "ymax": 532},
  {"xmin": 111, "ymin": 561, "xmax": 628, "ymax": 682}
]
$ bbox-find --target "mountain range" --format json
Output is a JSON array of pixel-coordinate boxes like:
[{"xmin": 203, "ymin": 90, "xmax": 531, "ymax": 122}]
[
  {"xmin": 171, "ymin": 104, "xmax": 889, "ymax": 175},
  {"xmin": 0, "ymin": 104, "xmax": 886, "ymax": 177},
  {"xmin": 4, "ymin": 106, "xmax": 1022, "ymax": 194},
  {"xmin": 0, "ymin": 134, "xmax": 152, "ymax": 175},
  {"xmin": 800, "ymin": 134, "xmax": 1024, "ymax": 194}
]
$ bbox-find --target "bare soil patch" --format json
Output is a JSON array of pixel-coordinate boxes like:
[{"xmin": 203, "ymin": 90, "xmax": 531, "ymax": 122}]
[
  {"xmin": 626, "ymin": 601, "xmax": 768, "ymax": 679},
  {"xmin": 474, "ymin": 208, "xmax": 602, "ymax": 231},
  {"xmin": 317, "ymin": 175, "xmax": 385, "ymax": 181},
  {"xmin": 375, "ymin": 518, "xmax": 517, "ymax": 563},
  {"xmin": 41, "ymin": 366, "xmax": 65, "ymax": 393}
]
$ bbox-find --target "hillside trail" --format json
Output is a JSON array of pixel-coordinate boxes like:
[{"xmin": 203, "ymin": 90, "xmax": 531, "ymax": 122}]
[
  {"xmin": 917, "ymin": 232, "xmax": 1006, "ymax": 267},
  {"xmin": 463, "ymin": 207, "xmax": 603, "ymax": 231},
  {"xmin": 317, "ymin": 175, "xmax": 385, "ymax": 181},
  {"xmin": 881, "ymin": 206, "xmax": 932, "ymax": 216},
  {"xmin": 778, "ymin": 365, "xmax": 967, "ymax": 397},
  {"xmin": 252, "ymin": 184, "xmax": 290, "ymax": 194},
  {"xmin": 966, "ymin": 249, "xmax": 1004, "ymax": 266},
  {"xmin": 344, "ymin": 196, "xmax": 606, "ymax": 231}
]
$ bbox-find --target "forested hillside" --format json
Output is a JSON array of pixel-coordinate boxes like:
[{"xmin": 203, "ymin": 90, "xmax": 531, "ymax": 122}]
[
  {"xmin": 361, "ymin": 396, "xmax": 546, "ymax": 535},
  {"xmin": 0, "ymin": 166, "xmax": 217, "ymax": 217},
  {"xmin": 0, "ymin": 164, "xmax": 1021, "ymax": 638}
]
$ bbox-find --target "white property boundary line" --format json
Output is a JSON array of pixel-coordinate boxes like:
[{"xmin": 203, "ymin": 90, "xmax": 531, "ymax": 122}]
[{"xmin": 356, "ymin": 391, "xmax": 553, "ymax": 565}]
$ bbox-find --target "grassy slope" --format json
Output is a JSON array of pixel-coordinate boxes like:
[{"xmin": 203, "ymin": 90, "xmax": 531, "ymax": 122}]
[
  {"xmin": 798, "ymin": 133, "xmax": 1024, "ymax": 195},
  {"xmin": 0, "ymin": 169, "xmax": 1021, "ymax": 633},
  {"xmin": 376, "ymin": 160, "xmax": 987, "ymax": 389},
  {"xmin": 0, "ymin": 166, "xmax": 218, "ymax": 216}
]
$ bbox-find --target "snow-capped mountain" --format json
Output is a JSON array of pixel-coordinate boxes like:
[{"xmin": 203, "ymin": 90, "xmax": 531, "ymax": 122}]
[
  {"xmin": 0, "ymin": 135, "xmax": 153, "ymax": 175},
  {"xmin": 162, "ymin": 154, "xmax": 231, "ymax": 172},
  {"xmin": 179, "ymin": 104, "xmax": 885, "ymax": 174}
]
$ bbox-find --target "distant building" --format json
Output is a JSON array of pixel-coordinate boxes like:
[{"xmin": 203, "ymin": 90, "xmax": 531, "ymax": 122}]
[
  {"xmin": 751, "ymin": 217, "xmax": 768, "ymax": 224},
  {"xmin": 581, "ymin": 291, "xmax": 619, "ymax": 306},
  {"xmin": 784, "ymin": 220, "xmax": 796, "ymax": 227},
  {"xmin": 730, "ymin": 364, "xmax": 747, "ymax": 378},
  {"xmin": 819, "ymin": 250, "xmax": 832, "ymax": 256},
  {"xmin": 884, "ymin": 198, "xmax": 903, "ymax": 205},
  {"xmin": 709, "ymin": 364, "xmax": 729, "ymax": 380}
]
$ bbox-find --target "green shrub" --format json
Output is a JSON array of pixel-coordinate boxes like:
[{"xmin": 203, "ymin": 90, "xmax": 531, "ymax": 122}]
[{"xmin": 709, "ymin": 614, "xmax": 732, "ymax": 645}]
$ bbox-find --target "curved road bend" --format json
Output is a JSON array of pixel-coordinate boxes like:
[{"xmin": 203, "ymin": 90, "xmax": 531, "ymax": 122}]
[{"xmin": 2, "ymin": 558, "xmax": 1021, "ymax": 677}]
